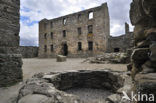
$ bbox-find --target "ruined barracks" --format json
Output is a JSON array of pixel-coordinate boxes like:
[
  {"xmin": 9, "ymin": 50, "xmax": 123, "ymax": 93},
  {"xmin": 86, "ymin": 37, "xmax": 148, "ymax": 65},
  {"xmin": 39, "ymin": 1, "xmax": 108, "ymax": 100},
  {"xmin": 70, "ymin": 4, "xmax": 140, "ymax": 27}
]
[
  {"xmin": 38, "ymin": 3, "xmax": 133, "ymax": 58},
  {"xmin": 39, "ymin": 3, "xmax": 110, "ymax": 58}
]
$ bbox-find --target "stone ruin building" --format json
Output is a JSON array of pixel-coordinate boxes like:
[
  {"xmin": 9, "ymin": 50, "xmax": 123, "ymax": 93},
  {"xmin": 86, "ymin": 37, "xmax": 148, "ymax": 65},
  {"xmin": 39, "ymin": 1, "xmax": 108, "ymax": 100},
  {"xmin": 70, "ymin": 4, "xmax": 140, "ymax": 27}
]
[
  {"xmin": 38, "ymin": 3, "xmax": 134, "ymax": 58},
  {"xmin": 0, "ymin": 0, "xmax": 22, "ymax": 86},
  {"xmin": 39, "ymin": 3, "xmax": 110, "ymax": 58},
  {"xmin": 107, "ymin": 23, "xmax": 134, "ymax": 53}
]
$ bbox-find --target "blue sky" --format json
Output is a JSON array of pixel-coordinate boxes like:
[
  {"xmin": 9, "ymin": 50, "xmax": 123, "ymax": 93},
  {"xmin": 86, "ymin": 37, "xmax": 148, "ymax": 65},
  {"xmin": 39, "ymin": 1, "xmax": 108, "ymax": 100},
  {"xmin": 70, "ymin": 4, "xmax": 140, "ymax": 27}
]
[{"xmin": 20, "ymin": 0, "xmax": 133, "ymax": 46}]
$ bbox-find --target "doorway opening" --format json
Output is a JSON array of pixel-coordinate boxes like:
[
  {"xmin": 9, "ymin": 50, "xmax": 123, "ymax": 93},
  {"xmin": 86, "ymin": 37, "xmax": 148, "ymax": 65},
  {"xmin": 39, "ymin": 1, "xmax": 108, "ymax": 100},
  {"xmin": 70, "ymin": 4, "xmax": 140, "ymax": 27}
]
[
  {"xmin": 88, "ymin": 41, "xmax": 93, "ymax": 51},
  {"xmin": 114, "ymin": 48, "xmax": 120, "ymax": 52},
  {"xmin": 63, "ymin": 43, "xmax": 68, "ymax": 56}
]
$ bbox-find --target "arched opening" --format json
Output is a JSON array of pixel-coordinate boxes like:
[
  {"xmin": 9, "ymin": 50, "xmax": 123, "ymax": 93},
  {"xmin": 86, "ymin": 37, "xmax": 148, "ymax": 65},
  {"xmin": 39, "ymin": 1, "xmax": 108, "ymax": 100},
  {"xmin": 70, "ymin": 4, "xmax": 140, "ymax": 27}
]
[{"xmin": 62, "ymin": 43, "xmax": 68, "ymax": 56}]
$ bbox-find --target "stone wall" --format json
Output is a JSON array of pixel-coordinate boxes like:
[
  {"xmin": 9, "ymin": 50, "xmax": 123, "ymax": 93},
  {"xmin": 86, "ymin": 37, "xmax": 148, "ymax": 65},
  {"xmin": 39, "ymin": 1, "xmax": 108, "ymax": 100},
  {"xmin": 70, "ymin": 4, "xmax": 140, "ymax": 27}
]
[
  {"xmin": 129, "ymin": 0, "xmax": 156, "ymax": 102},
  {"xmin": 107, "ymin": 23, "xmax": 134, "ymax": 53},
  {"xmin": 0, "ymin": 0, "xmax": 22, "ymax": 87},
  {"xmin": 39, "ymin": 3, "xmax": 110, "ymax": 58},
  {"xmin": 19, "ymin": 46, "xmax": 38, "ymax": 58}
]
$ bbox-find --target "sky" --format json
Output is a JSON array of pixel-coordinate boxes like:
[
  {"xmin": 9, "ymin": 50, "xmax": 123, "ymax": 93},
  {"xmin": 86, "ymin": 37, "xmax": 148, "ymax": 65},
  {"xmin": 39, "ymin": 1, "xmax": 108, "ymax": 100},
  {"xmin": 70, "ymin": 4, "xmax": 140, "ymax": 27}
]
[{"xmin": 20, "ymin": 0, "xmax": 133, "ymax": 46}]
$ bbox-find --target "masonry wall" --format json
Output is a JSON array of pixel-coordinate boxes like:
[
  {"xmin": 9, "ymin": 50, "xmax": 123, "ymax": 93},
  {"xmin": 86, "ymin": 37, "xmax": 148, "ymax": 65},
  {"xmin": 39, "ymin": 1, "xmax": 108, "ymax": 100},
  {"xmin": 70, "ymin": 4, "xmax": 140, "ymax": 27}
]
[
  {"xmin": 19, "ymin": 46, "xmax": 38, "ymax": 58},
  {"xmin": 107, "ymin": 32, "xmax": 134, "ymax": 53},
  {"xmin": 107, "ymin": 23, "xmax": 134, "ymax": 53},
  {"xmin": 0, "ymin": 0, "xmax": 23, "ymax": 86},
  {"xmin": 39, "ymin": 3, "xmax": 110, "ymax": 58}
]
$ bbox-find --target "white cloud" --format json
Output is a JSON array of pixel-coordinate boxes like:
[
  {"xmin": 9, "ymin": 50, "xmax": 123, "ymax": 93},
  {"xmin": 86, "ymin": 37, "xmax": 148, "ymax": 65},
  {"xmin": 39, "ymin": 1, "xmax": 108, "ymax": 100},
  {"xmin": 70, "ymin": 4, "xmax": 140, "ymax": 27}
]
[{"xmin": 20, "ymin": 0, "xmax": 133, "ymax": 46}]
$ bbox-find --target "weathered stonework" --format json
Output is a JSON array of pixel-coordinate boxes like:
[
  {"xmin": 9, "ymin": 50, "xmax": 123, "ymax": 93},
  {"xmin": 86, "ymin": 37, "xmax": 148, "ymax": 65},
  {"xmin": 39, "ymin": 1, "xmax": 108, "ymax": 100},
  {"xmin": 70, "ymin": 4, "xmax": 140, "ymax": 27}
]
[
  {"xmin": 107, "ymin": 23, "xmax": 134, "ymax": 53},
  {"xmin": 19, "ymin": 46, "xmax": 38, "ymax": 58},
  {"xmin": 39, "ymin": 3, "xmax": 110, "ymax": 58},
  {"xmin": 0, "ymin": 0, "xmax": 23, "ymax": 87},
  {"xmin": 17, "ymin": 70, "xmax": 131, "ymax": 103},
  {"xmin": 129, "ymin": 0, "xmax": 156, "ymax": 102}
]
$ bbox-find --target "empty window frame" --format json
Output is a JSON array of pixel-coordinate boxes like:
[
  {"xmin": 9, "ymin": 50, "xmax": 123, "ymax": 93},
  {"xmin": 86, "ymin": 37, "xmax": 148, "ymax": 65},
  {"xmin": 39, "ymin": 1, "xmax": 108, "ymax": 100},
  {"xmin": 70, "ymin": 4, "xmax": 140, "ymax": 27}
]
[
  {"xmin": 44, "ymin": 23, "xmax": 47, "ymax": 30},
  {"xmin": 88, "ymin": 11, "xmax": 93, "ymax": 19},
  {"xmin": 44, "ymin": 45, "xmax": 47, "ymax": 52},
  {"xmin": 77, "ymin": 27, "xmax": 82, "ymax": 35},
  {"xmin": 51, "ymin": 32, "xmax": 53, "ymax": 39},
  {"xmin": 88, "ymin": 41, "xmax": 93, "ymax": 51},
  {"xmin": 51, "ymin": 45, "xmax": 54, "ymax": 52},
  {"xmin": 63, "ymin": 30, "xmax": 66, "ymax": 37},
  {"xmin": 88, "ymin": 25, "xmax": 93, "ymax": 33},
  {"xmin": 50, "ymin": 22, "xmax": 53, "ymax": 28},
  {"xmin": 78, "ymin": 14, "xmax": 81, "ymax": 20},
  {"xmin": 44, "ymin": 33, "xmax": 47, "ymax": 39},
  {"xmin": 63, "ymin": 18, "xmax": 67, "ymax": 25},
  {"xmin": 78, "ymin": 42, "xmax": 82, "ymax": 51}
]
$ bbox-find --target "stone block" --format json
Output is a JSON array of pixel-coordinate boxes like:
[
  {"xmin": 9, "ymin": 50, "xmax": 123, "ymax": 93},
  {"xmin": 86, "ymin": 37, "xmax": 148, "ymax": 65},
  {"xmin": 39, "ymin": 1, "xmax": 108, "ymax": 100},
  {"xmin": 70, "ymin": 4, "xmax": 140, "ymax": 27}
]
[
  {"xmin": 56, "ymin": 55, "xmax": 66, "ymax": 62},
  {"xmin": 130, "ymin": 0, "xmax": 145, "ymax": 25},
  {"xmin": 131, "ymin": 48, "xmax": 150, "ymax": 64},
  {"xmin": 134, "ymin": 73, "xmax": 156, "ymax": 102},
  {"xmin": 149, "ymin": 43, "xmax": 156, "ymax": 62},
  {"xmin": 0, "ymin": 54, "xmax": 23, "ymax": 87}
]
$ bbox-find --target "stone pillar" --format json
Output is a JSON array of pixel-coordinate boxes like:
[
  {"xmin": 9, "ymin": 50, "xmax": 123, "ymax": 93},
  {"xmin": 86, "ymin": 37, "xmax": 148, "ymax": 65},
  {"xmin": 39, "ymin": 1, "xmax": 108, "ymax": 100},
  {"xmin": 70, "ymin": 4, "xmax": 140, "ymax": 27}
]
[
  {"xmin": 130, "ymin": 0, "xmax": 156, "ymax": 102},
  {"xmin": 0, "ymin": 0, "xmax": 23, "ymax": 87},
  {"xmin": 125, "ymin": 22, "xmax": 129, "ymax": 34}
]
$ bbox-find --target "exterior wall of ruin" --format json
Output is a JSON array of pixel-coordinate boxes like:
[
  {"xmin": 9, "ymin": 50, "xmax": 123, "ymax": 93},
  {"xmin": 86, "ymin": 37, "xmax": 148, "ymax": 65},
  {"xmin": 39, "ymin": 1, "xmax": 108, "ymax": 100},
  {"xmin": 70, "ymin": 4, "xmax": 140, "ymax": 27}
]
[
  {"xmin": 0, "ymin": 0, "xmax": 23, "ymax": 86},
  {"xmin": 107, "ymin": 23, "xmax": 134, "ymax": 53},
  {"xmin": 39, "ymin": 3, "xmax": 110, "ymax": 58},
  {"xmin": 19, "ymin": 46, "xmax": 38, "ymax": 58},
  {"xmin": 107, "ymin": 32, "xmax": 134, "ymax": 53}
]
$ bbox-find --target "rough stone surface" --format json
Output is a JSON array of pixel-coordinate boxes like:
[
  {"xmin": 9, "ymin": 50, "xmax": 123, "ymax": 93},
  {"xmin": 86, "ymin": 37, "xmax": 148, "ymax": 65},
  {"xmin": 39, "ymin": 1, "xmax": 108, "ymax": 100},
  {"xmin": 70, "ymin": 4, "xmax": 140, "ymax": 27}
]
[
  {"xmin": 107, "ymin": 23, "xmax": 134, "ymax": 53},
  {"xmin": 39, "ymin": 3, "xmax": 110, "ymax": 58},
  {"xmin": 17, "ymin": 70, "xmax": 131, "ymax": 103},
  {"xmin": 0, "ymin": 0, "xmax": 23, "ymax": 87},
  {"xmin": 57, "ymin": 55, "xmax": 67, "ymax": 62},
  {"xmin": 86, "ymin": 53, "xmax": 129, "ymax": 64},
  {"xmin": 19, "ymin": 46, "xmax": 38, "ymax": 58},
  {"xmin": 130, "ymin": 0, "xmax": 156, "ymax": 102}
]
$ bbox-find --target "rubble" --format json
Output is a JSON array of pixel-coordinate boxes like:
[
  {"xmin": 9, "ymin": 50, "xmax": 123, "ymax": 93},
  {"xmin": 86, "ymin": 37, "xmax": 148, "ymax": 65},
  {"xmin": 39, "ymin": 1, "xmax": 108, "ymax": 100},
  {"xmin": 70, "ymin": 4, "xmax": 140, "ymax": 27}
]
[
  {"xmin": 56, "ymin": 55, "xmax": 67, "ymax": 62},
  {"xmin": 84, "ymin": 53, "xmax": 129, "ymax": 64}
]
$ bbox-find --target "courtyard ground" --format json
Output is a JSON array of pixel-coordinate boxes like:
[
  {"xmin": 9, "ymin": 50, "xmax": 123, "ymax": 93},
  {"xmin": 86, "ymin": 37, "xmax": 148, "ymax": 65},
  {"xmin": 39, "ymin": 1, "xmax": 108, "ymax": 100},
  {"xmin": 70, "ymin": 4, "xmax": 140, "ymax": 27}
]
[{"xmin": 0, "ymin": 58, "xmax": 127, "ymax": 103}]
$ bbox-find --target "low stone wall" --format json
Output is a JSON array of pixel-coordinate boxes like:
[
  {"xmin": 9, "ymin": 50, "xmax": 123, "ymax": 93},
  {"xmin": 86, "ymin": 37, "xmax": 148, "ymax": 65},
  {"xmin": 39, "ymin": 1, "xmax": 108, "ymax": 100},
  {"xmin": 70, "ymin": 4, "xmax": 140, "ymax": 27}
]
[
  {"xmin": 17, "ymin": 70, "xmax": 131, "ymax": 103},
  {"xmin": 19, "ymin": 46, "xmax": 38, "ymax": 58}
]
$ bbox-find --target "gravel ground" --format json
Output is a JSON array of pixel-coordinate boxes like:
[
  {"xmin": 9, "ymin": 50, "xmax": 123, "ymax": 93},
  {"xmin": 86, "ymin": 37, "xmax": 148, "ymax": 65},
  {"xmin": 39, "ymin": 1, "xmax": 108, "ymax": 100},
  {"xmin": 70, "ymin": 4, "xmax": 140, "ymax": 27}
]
[
  {"xmin": 66, "ymin": 88, "xmax": 113, "ymax": 103},
  {"xmin": 22, "ymin": 58, "xmax": 126, "ymax": 80},
  {"xmin": 0, "ymin": 58, "xmax": 126, "ymax": 103}
]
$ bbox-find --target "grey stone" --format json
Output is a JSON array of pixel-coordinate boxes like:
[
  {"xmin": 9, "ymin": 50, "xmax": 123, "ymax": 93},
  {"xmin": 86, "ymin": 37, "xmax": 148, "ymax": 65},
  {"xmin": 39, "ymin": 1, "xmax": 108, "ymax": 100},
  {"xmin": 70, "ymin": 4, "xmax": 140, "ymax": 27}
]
[
  {"xmin": 18, "ymin": 94, "xmax": 49, "ymax": 103},
  {"xmin": 0, "ymin": 0, "xmax": 23, "ymax": 87},
  {"xmin": 131, "ymin": 48, "xmax": 150, "ymax": 63},
  {"xmin": 17, "ymin": 70, "xmax": 129, "ymax": 103},
  {"xmin": 149, "ymin": 43, "xmax": 156, "ymax": 62},
  {"xmin": 19, "ymin": 46, "xmax": 38, "ymax": 58},
  {"xmin": 56, "ymin": 55, "xmax": 67, "ymax": 62},
  {"xmin": 130, "ymin": 0, "xmax": 145, "ymax": 25}
]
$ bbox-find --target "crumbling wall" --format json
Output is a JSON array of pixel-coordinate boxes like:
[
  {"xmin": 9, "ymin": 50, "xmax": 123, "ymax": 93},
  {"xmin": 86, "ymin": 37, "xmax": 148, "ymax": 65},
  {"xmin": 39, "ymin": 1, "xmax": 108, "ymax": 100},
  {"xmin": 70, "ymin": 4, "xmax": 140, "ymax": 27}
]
[
  {"xmin": 130, "ymin": 0, "xmax": 156, "ymax": 102},
  {"xmin": 39, "ymin": 3, "xmax": 110, "ymax": 58},
  {"xmin": 19, "ymin": 46, "xmax": 38, "ymax": 58},
  {"xmin": 107, "ymin": 23, "xmax": 134, "ymax": 53},
  {"xmin": 0, "ymin": 0, "xmax": 23, "ymax": 86}
]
